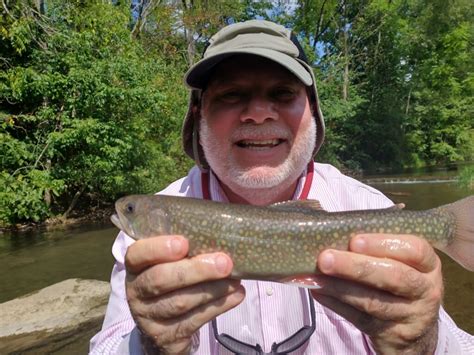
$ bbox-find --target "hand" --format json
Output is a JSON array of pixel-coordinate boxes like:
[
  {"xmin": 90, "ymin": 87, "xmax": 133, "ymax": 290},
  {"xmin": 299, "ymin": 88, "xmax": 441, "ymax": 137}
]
[
  {"xmin": 311, "ymin": 234, "xmax": 443, "ymax": 355},
  {"xmin": 125, "ymin": 235, "xmax": 245, "ymax": 354}
]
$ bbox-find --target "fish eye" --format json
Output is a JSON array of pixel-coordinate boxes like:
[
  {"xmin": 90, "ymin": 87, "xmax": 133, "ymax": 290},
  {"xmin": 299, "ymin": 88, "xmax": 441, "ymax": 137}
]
[{"xmin": 125, "ymin": 202, "xmax": 134, "ymax": 214}]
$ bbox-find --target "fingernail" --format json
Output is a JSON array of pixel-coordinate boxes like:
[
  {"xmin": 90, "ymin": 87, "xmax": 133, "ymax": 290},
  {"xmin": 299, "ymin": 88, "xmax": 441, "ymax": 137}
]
[
  {"xmin": 215, "ymin": 254, "xmax": 230, "ymax": 274},
  {"xmin": 169, "ymin": 237, "xmax": 183, "ymax": 255},
  {"xmin": 352, "ymin": 236, "xmax": 367, "ymax": 251},
  {"xmin": 320, "ymin": 251, "xmax": 335, "ymax": 272},
  {"xmin": 230, "ymin": 286, "xmax": 246, "ymax": 301}
]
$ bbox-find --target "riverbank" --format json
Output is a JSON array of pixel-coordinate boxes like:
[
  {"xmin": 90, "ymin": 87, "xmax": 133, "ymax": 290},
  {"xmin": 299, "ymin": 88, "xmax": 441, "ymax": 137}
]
[
  {"xmin": 0, "ymin": 205, "xmax": 115, "ymax": 234},
  {"xmin": 0, "ymin": 279, "xmax": 109, "ymax": 354}
]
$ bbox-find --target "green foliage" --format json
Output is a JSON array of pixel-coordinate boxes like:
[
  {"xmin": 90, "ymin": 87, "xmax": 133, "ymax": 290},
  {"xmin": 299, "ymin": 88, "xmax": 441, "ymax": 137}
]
[
  {"xmin": 0, "ymin": 169, "xmax": 64, "ymax": 226},
  {"xmin": 1, "ymin": 0, "xmax": 472, "ymax": 226},
  {"xmin": 1, "ymin": 1, "xmax": 190, "ymax": 226},
  {"xmin": 458, "ymin": 166, "xmax": 474, "ymax": 190}
]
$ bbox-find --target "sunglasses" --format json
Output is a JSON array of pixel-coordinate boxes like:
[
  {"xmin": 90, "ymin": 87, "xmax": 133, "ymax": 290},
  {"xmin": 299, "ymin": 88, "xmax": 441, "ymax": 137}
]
[{"xmin": 212, "ymin": 289, "xmax": 316, "ymax": 354}]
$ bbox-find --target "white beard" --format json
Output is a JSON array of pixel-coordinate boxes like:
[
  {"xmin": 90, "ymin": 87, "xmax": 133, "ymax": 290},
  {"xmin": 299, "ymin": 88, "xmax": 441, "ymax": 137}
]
[{"xmin": 199, "ymin": 117, "xmax": 316, "ymax": 193}]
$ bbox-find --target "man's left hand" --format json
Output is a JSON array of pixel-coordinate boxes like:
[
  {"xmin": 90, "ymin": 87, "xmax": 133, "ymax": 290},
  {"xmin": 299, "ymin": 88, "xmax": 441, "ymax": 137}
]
[{"xmin": 311, "ymin": 233, "xmax": 443, "ymax": 355}]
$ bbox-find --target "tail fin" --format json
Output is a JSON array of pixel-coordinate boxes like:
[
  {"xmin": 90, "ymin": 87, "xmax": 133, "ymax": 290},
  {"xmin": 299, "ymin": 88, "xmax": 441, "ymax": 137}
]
[{"xmin": 437, "ymin": 196, "xmax": 474, "ymax": 271}]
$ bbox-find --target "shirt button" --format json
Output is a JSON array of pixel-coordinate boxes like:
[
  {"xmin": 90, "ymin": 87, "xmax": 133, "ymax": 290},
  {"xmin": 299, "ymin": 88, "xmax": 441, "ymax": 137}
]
[{"xmin": 266, "ymin": 287, "xmax": 273, "ymax": 296}]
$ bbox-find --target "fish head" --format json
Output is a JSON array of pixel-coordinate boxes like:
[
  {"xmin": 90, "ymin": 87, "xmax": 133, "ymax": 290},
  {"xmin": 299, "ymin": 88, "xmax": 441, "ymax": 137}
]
[{"xmin": 111, "ymin": 195, "xmax": 171, "ymax": 240}]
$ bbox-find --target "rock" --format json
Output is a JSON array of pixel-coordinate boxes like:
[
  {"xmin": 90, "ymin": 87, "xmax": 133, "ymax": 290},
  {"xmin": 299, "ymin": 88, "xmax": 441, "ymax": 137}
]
[{"xmin": 0, "ymin": 278, "xmax": 110, "ymax": 354}]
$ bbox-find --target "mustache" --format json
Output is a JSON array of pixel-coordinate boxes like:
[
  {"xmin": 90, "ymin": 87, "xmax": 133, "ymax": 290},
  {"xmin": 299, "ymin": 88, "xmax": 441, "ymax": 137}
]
[{"xmin": 231, "ymin": 123, "xmax": 291, "ymax": 142}]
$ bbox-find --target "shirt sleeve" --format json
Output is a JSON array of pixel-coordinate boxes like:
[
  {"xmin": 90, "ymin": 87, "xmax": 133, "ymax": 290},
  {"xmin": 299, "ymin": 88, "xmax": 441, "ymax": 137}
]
[
  {"xmin": 435, "ymin": 307, "xmax": 474, "ymax": 354},
  {"xmin": 89, "ymin": 231, "xmax": 201, "ymax": 354},
  {"xmin": 89, "ymin": 231, "xmax": 138, "ymax": 354}
]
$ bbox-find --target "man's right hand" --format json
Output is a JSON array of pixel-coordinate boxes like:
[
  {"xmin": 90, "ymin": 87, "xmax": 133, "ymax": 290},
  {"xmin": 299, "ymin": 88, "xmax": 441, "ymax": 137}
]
[{"xmin": 125, "ymin": 235, "xmax": 245, "ymax": 354}]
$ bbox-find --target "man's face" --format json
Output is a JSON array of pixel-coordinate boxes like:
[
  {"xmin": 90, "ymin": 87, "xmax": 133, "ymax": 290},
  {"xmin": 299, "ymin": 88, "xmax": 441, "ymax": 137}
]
[{"xmin": 199, "ymin": 55, "xmax": 316, "ymax": 191}]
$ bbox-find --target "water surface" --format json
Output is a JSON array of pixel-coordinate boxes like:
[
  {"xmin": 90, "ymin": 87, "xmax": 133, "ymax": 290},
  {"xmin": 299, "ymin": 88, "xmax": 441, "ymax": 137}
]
[{"xmin": 1, "ymin": 175, "xmax": 472, "ymax": 350}]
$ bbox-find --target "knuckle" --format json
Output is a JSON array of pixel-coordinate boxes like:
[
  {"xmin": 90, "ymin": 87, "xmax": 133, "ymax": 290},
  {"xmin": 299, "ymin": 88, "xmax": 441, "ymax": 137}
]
[
  {"xmin": 136, "ymin": 268, "xmax": 166, "ymax": 298},
  {"xmin": 417, "ymin": 241, "xmax": 436, "ymax": 268},
  {"xmin": 175, "ymin": 319, "xmax": 199, "ymax": 340},
  {"xmin": 412, "ymin": 239, "xmax": 427, "ymax": 263},
  {"xmin": 425, "ymin": 285, "xmax": 443, "ymax": 309},
  {"xmin": 175, "ymin": 265, "xmax": 188, "ymax": 285},
  {"xmin": 355, "ymin": 259, "xmax": 376, "ymax": 280},
  {"xmin": 365, "ymin": 295, "xmax": 390, "ymax": 319},
  {"xmin": 161, "ymin": 296, "xmax": 189, "ymax": 318},
  {"xmin": 405, "ymin": 268, "xmax": 425, "ymax": 291},
  {"xmin": 395, "ymin": 324, "xmax": 424, "ymax": 344}
]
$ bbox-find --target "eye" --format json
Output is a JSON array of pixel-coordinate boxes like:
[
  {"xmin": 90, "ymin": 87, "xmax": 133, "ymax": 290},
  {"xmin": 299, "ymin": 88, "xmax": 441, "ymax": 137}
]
[
  {"xmin": 218, "ymin": 91, "xmax": 244, "ymax": 103},
  {"xmin": 273, "ymin": 88, "xmax": 297, "ymax": 101},
  {"xmin": 125, "ymin": 202, "xmax": 135, "ymax": 214}
]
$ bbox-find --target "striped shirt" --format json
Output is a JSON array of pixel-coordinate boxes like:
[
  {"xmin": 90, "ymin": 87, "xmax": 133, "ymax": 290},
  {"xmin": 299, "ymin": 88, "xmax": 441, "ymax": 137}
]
[{"xmin": 90, "ymin": 162, "xmax": 473, "ymax": 354}]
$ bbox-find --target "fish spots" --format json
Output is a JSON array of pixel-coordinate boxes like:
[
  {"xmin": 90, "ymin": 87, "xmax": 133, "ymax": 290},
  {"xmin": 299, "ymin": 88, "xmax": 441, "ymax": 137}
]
[{"xmin": 158, "ymin": 197, "xmax": 457, "ymax": 280}]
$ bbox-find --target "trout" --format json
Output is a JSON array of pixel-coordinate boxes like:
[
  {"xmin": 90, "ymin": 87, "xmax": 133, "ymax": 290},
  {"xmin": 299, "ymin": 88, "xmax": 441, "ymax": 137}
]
[{"xmin": 111, "ymin": 195, "xmax": 474, "ymax": 281}]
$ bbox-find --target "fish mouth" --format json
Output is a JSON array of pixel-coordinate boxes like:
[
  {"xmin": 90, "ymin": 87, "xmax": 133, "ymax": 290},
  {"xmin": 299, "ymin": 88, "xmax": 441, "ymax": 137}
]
[
  {"xmin": 110, "ymin": 213, "xmax": 136, "ymax": 239},
  {"xmin": 111, "ymin": 214, "xmax": 122, "ymax": 230}
]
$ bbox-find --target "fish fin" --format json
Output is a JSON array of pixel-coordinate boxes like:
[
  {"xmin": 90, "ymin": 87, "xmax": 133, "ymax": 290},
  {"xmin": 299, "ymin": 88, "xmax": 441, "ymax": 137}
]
[
  {"xmin": 269, "ymin": 200, "xmax": 326, "ymax": 214},
  {"xmin": 279, "ymin": 275, "xmax": 323, "ymax": 289},
  {"xmin": 387, "ymin": 203, "xmax": 405, "ymax": 210},
  {"xmin": 436, "ymin": 196, "xmax": 474, "ymax": 271}
]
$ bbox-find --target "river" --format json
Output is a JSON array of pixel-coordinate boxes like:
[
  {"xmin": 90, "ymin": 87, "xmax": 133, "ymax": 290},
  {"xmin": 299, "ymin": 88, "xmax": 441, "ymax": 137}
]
[{"xmin": 1, "ymin": 171, "xmax": 473, "ymax": 351}]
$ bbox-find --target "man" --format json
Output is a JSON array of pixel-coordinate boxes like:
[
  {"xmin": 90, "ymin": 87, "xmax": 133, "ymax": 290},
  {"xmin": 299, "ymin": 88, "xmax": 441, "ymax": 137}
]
[{"xmin": 90, "ymin": 20, "xmax": 473, "ymax": 354}]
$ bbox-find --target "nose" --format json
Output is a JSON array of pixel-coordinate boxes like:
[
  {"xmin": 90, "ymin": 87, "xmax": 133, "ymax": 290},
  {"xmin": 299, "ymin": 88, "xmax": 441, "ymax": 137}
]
[{"xmin": 240, "ymin": 95, "xmax": 278, "ymax": 124}]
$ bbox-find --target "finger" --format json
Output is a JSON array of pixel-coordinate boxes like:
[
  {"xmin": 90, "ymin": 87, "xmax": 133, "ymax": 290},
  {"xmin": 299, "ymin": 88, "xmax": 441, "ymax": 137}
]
[
  {"xmin": 128, "ymin": 252, "xmax": 233, "ymax": 298},
  {"xmin": 134, "ymin": 279, "xmax": 242, "ymax": 320},
  {"xmin": 311, "ymin": 275, "xmax": 411, "ymax": 321},
  {"xmin": 317, "ymin": 250, "xmax": 429, "ymax": 298},
  {"xmin": 142, "ymin": 286, "xmax": 246, "ymax": 346},
  {"xmin": 311, "ymin": 292, "xmax": 387, "ymax": 336},
  {"xmin": 350, "ymin": 234, "xmax": 439, "ymax": 273},
  {"xmin": 125, "ymin": 235, "xmax": 189, "ymax": 274}
]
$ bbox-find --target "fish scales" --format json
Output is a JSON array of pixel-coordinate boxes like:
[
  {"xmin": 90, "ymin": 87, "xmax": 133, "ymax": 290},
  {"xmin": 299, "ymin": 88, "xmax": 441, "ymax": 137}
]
[{"xmin": 111, "ymin": 195, "xmax": 469, "ymax": 280}]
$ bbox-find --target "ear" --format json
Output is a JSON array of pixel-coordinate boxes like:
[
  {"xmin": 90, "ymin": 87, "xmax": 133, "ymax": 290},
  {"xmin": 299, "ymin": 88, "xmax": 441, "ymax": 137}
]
[{"xmin": 192, "ymin": 103, "xmax": 200, "ymax": 117}]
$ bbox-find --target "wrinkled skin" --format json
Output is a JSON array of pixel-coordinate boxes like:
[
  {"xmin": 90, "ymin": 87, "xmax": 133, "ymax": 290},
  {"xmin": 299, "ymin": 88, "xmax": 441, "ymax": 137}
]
[
  {"xmin": 125, "ymin": 235, "xmax": 243, "ymax": 354},
  {"xmin": 311, "ymin": 233, "xmax": 442, "ymax": 355}
]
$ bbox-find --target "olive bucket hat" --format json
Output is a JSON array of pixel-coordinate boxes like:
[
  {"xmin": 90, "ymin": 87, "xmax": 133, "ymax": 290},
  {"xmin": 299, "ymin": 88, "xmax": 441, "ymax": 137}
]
[{"xmin": 182, "ymin": 19, "xmax": 325, "ymax": 170}]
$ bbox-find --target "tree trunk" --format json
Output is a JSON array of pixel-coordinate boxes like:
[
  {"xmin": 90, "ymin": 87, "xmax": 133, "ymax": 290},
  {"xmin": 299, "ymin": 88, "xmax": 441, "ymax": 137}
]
[
  {"xmin": 131, "ymin": 0, "xmax": 161, "ymax": 39},
  {"xmin": 62, "ymin": 187, "xmax": 85, "ymax": 219},
  {"xmin": 44, "ymin": 159, "xmax": 51, "ymax": 207},
  {"xmin": 35, "ymin": 0, "xmax": 45, "ymax": 14},
  {"xmin": 405, "ymin": 87, "xmax": 412, "ymax": 116},
  {"xmin": 186, "ymin": 27, "xmax": 196, "ymax": 66},
  {"xmin": 342, "ymin": 25, "xmax": 349, "ymax": 101},
  {"xmin": 181, "ymin": 0, "xmax": 196, "ymax": 66}
]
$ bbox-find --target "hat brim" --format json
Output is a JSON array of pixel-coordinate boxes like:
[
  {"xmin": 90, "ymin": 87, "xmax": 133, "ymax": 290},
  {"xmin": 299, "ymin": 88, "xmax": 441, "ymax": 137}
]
[{"xmin": 185, "ymin": 48, "xmax": 313, "ymax": 89}]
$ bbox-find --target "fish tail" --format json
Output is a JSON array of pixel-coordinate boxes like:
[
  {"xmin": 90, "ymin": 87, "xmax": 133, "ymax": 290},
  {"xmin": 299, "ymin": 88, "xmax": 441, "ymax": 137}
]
[{"xmin": 437, "ymin": 196, "xmax": 474, "ymax": 271}]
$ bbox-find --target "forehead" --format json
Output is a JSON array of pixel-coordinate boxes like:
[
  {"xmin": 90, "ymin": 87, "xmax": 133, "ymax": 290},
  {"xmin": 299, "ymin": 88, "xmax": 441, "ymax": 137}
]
[{"xmin": 206, "ymin": 54, "xmax": 302, "ymax": 87}]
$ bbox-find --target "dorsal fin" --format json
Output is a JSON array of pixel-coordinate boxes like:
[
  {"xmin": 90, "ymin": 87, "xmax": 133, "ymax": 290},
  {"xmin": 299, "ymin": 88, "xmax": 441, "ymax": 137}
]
[{"xmin": 269, "ymin": 200, "xmax": 326, "ymax": 214}]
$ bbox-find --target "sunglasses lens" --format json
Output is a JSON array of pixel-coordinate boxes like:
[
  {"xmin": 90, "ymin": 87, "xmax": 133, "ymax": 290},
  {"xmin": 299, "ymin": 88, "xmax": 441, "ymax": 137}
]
[
  {"xmin": 218, "ymin": 334, "xmax": 260, "ymax": 354},
  {"xmin": 272, "ymin": 326, "xmax": 314, "ymax": 353},
  {"xmin": 214, "ymin": 290, "xmax": 315, "ymax": 354}
]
